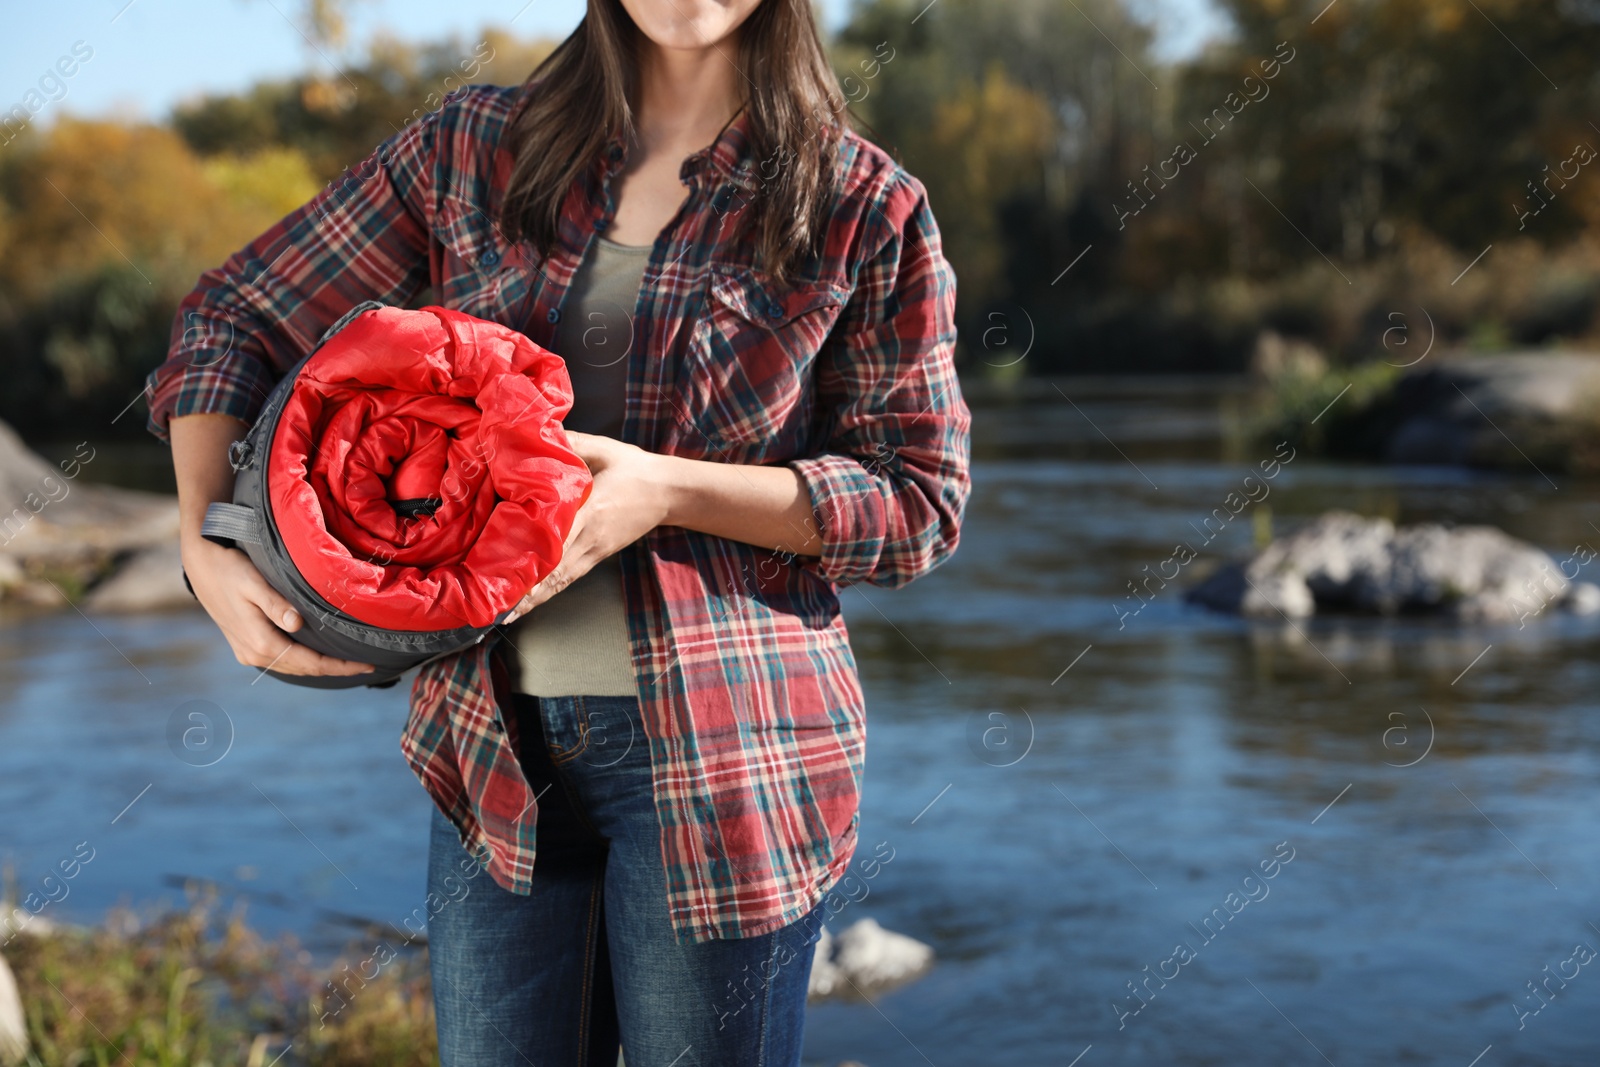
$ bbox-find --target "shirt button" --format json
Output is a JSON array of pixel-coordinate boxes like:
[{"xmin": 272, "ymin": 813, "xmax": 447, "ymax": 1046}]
[
  {"xmin": 479, "ymin": 249, "xmax": 500, "ymax": 268},
  {"xmin": 766, "ymin": 300, "xmax": 784, "ymax": 320},
  {"xmin": 547, "ymin": 307, "xmax": 561, "ymax": 324}
]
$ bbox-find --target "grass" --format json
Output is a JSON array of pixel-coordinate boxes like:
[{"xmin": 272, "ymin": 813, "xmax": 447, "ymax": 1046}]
[
  {"xmin": 6, "ymin": 893, "xmax": 437, "ymax": 1067},
  {"xmin": 1250, "ymin": 359, "xmax": 1406, "ymax": 459}
]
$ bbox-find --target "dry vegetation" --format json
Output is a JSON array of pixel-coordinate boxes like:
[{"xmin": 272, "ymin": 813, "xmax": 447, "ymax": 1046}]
[{"xmin": 6, "ymin": 893, "xmax": 437, "ymax": 1067}]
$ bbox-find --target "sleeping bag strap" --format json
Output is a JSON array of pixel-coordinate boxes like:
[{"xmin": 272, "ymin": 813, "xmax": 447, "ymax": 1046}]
[{"xmin": 201, "ymin": 502, "xmax": 262, "ymax": 549}]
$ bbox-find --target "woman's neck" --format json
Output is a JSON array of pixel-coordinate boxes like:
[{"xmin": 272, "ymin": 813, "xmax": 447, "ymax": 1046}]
[{"xmin": 631, "ymin": 34, "xmax": 745, "ymax": 158}]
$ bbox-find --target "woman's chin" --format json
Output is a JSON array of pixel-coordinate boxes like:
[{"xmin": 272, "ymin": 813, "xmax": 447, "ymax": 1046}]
[{"xmin": 624, "ymin": 0, "xmax": 757, "ymax": 52}]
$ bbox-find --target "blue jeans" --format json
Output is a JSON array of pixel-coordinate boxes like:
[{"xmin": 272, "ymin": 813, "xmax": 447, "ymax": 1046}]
[{"xmin": 427, "ymin": 693, "xmax": 823, "ymax": 1066}]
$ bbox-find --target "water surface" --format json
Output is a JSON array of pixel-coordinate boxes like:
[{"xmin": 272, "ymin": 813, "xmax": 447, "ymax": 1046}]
[{"xmin": 6, "ymin": 383, "xmax": 1600, "ymax": 1065}]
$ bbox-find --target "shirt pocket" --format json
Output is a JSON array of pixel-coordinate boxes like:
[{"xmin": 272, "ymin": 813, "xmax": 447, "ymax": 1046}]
[
  {"xmin": 431, "ymin": 196, "xmax": 519, "ymax": 321},
  {"xmin": 676, "ymin": 263, "xmax": 850, "ymax": 456}
]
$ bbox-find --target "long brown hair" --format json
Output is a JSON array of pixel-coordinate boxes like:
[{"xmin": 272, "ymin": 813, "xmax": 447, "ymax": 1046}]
[{"xmin": 498, "ymin": 0, "xmax": 846, "ymax": 285}]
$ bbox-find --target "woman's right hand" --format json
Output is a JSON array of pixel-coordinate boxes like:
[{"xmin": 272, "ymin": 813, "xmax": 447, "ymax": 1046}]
[
  {"xmin": 170, "ymin": 413, "xmax": 375, "ymax": 679},
  {"xmin": 182, "ymin": 533, "xmax": 376, "ymax": 678}
]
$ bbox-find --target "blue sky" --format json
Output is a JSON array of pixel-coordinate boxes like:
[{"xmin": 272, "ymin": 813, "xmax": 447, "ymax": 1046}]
[{"xmin": 6, "ymin": 0, "xmax": 1229, "ymax": 125}]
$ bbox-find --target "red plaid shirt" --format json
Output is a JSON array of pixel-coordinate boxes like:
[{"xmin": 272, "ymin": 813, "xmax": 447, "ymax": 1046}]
[{"xmin": 145, "ymin": 81, "xmax": 970, "ymax": 942}]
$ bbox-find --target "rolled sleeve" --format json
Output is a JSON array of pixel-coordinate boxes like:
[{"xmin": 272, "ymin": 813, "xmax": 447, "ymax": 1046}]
[
  {"xmin": 144, "ymin": 106, "xmax": 440, "ymax": 442},
  {"xmin": 789, "ymin": 171, "xmax": 972, "ymax": 589}
]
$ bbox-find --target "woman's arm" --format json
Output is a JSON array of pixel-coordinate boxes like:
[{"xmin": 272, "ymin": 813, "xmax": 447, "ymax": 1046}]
[
  {"xmin": 657, "ymin": 448, "xmax": 825, "ymax": 556},
  {"xmin": 172, "ymin": 413, "xmax": 376, "ymax": 676},
  {"xmin": 506, "ymin": 432, "xmax": 820, "ymax": 616},
  {"xmin": 151, "ymin": 101, "xmax": 442, "ymax": 673},
  {"xmin": 784, "ymin": 171, "xmax": 970, "ymax": 589}
]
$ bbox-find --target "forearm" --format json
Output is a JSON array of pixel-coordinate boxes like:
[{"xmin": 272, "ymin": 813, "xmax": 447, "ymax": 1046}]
[
  {"xmin": 169, "ymin": 413, "xmax": 250, "ymax": 552},
  {"xmin": 654, "ymin": 453, "xmax": 823, "ymax": 558}
]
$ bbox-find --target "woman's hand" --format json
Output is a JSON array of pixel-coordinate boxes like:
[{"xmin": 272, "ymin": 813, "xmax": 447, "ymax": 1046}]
[
  {"xmin": 504, "ymin": 431, "xmax": 671, "ymax": 621},
  {"xmin": 183, "ymin": 535, "xmax": 377, "ymax": 677},
  {"xmin": 171, "ymin": 412, "xmax": 376, "ymax": 678}
]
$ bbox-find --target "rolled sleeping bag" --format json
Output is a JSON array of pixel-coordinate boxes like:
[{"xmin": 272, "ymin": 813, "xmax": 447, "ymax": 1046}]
[{"xmin": 198, "ymin": 301, "xmax": 593, "ymax": 689}]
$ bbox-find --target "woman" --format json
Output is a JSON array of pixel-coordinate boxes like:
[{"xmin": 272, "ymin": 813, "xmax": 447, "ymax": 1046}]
[{"xmin": 145, "ymin": 0, "xmax": 970, "ymax": 1061}]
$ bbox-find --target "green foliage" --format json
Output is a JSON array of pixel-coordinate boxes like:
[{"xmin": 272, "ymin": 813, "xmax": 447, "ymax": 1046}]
[
  {"xmin": 835, "ymin": 0, "xmax": 1600, "ymax": 376},
  {"xmin": 1252, "ymin": 358, "xmax": 1403, "ymax": 456},
  {"xmin": 839, "ymin": 0, "xmax": 1166, "ymax": 368},
  {"xmin": 1186, "ymin": 0, "xmax": 1600, "ymax": 264},
  {"xmin": 0, "ymin": 264, "xmax": 175, "ymax": 436},
  {"xmin": 0, "ymin": 31, "xmax": 553, "ymax": 441},
  {"xmin": 6, "ymin": 1, "xmax": 1600, "ymax": 440},
  {"xmin": 170, "ymin": 30, "xmax": 551, "ymax": 182}
]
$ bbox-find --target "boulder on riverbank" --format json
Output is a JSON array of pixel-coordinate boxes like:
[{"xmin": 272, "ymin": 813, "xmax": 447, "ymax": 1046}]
[
  {"xmin": 81, "ymin": 541, "xmax": 191, "ymax": 612},
  {"xmin": 0, "ymin": 420, "xmax": 190, "ymax": 611},
  {"xmin": 1383, "ymin": 351, "xmax": 1600, "ymax": 467},
  {"xmin": 0, "ymin": 951, "xmax": 24, "ymax": 1066},
  {"xmin": 1187, "ymin": 510, "xmax": 1600, "ymax": 622}
]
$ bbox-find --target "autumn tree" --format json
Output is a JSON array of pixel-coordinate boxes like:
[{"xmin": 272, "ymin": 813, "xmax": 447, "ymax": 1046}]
[{"xmin": 836, "ymin": 0, "xmax": 1165, "ymax": 370}]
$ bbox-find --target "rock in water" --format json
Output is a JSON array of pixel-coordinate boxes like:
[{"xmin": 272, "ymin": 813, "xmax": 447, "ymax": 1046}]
[
  {"xmin": 808, "ymin": 926, "xmax": 842, "ymax": 998},
  {"xmin": 1567, "ymin": 581, "xmax": 1600, "ymax": 615},
  {"xmin": 831, "ymin": 918, "xmax": 934, "ymax": 992},
  {"xmin": 1188, "ymin": 510, "xmax": 1590, "ymax": 623},
  {"xmin": 0, "ymin": 951, "xmax": 27, "ymax": 1065},
  {"xmin": 807, "ymin": 919, "xmax": 935, "ymax": 1001}
]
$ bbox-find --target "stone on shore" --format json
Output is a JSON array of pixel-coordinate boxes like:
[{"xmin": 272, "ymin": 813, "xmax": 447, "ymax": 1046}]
[
  {"xmin": 1382, "ymin": 352, "xmax": 1600, "ymax": 466},
  {"xmin": 0, "ymin": 952, "xmax": 26, "ymax": 1066},
  {"xmin": 0, "ymin": 419, "xmax": 183, "ymax": 609},
  {"xmin": 82, "ymin": 541, "xmax": 194, "ymax": 613},
  {"xmin": 1, "ymin": 909, "xmax": 57, "ymax": 941},
  {"xmin": 1188, "ymin": 510, "xmax": 1598, "ymax": 623}
]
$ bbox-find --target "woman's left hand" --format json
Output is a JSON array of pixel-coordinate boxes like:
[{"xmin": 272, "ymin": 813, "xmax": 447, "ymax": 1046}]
[{"xmin": 504, "ymin": 431, "xmax": 672, "ymax": 622}]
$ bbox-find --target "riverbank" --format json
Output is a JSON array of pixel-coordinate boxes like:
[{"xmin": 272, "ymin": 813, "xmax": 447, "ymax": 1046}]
[
  {"xmin": 1256, "ymin": 348, "xmax": 1600, "ymax": 473},
  {"xmin": 2, "ymin": 895, "xmax": 436, "ymax": 1067}
]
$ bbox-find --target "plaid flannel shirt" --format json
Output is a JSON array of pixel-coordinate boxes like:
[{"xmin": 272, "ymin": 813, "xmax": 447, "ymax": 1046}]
[{"xmin": 145, "ymin": 80, "xmax": 970, "ymax": 943}]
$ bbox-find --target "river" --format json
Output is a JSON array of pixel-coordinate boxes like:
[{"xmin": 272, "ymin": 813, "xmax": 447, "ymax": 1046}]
[{"xmin": 4, "ymin": 380, "xmax": 1599, "ymax": 1065}]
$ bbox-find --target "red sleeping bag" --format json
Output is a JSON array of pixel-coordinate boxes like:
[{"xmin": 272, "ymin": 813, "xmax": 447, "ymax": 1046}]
[{"xmin": 267, "ymin": 305, "xmax": 592, "ymax": 631}]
